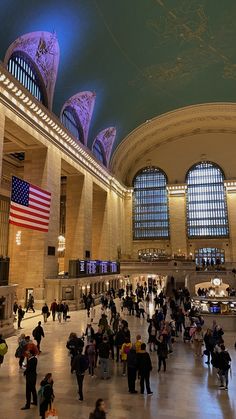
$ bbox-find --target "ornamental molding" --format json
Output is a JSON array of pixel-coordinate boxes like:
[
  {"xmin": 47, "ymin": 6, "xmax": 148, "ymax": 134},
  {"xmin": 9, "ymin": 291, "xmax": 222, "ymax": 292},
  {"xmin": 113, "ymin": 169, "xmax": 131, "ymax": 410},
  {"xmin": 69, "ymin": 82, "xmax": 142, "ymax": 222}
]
[
  {"xmin": 111, "ymin": 103, "xmax": 236, "ymax": 182},
  {"xmin": 61, "ymin": 91, "xmax": 96, "ymax": 146},
  {"xmin": 4, "ymin": 31, "xmax": 60, "ymax": 110},
  {"xmin": 0, "ymin": 63, "xmax": 128, "ymax": 198}
]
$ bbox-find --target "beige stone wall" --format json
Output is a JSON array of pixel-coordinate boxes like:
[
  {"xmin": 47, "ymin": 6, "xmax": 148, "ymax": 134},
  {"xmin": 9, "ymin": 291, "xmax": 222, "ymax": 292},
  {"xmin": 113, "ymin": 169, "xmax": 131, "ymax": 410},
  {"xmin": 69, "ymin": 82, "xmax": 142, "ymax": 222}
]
[
  {"xmin": 92, "ymin": 185, "xmax": 108, "ymax": 259},
  {"xmin": 169, "ymin": 193, "xmax": 187, "ymax": 256},
  {"xmin": 227, "ymin": 191, "xmax": 236, "ymax": 262},
  {"xmin": 8, "ymin": 147, "xmax": 61, "ymax": 306}
]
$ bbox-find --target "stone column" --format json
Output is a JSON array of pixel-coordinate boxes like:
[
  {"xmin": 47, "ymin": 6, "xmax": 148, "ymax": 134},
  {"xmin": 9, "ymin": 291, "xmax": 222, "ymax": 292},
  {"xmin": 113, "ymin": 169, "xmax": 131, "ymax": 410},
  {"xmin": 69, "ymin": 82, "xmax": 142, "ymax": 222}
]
[
  {"xmin": 123, "ymin": 192, "xmax": 133, "ymax": 259},
  {"xmin": 0, "ymin": 106, "xmax": 5, "ymax": 180},
  {"xmin": 226, "ymin": 189, "xmax": 236, "ymax": 261},
  {"xmin": 8, "ymin": 146, "xmax": 61, "ymax": 307},
  {"xmin": 168, "ymin": 188, "xmax": 187, "ymax": 257},
  {"xmin": 92, "ymin": 186, "xmax": 108, "ymax": 259},
  {"xmin": 64, "ymin": 173, "xmax": 93, "ymax": 270}
]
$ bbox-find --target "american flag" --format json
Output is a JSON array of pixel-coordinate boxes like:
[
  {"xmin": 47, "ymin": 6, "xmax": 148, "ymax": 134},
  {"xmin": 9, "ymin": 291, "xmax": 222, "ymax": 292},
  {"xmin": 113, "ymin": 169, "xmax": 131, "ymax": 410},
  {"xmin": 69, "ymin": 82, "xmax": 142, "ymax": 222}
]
[{"xmin": 9, "ymin": 176, "xmax": 51, "ymax": 232}]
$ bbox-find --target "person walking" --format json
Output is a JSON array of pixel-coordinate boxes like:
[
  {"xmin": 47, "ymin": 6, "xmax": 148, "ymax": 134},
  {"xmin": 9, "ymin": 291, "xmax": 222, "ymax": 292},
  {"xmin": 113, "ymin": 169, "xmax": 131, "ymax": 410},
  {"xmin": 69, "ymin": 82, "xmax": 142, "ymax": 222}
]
[
  {"xmin": 15, "ymin": 333, "xmax": 27, "ymax": 369},
  {"xmin": 38, "ymin": 373, "xmax": 54, "ymax": 419},
  {"xmin": 26, "ymin": 294, "xmax": 35, "ymax": 313},
  {"xmin": 120, "ymin": 337, "xmax": 132, "ymax": 376},
  {"xmin": 63, "ymin": 302, "xmax": 69, "ymax": 321},
  {"xmin": 98, "ymin": 336, "xmax": 110, "ymax": 379},
  {"xmin": 156, "ymin": 335, "xmax": 168, "ymax": 372},
  {"xmin": 127, "ymin": 346, "xmax": 137, "ymax": 393},
  {"xmin": 21, "ymin": 350, "xmax": 38, "ymax": 410},
  {"xmin": 218, "ymin": 344, "xmax": 231, "ymax": 390},
  {"xmin": 32, "ymin": 321, "xmax": 45, "ymax": 352},
  {"xmin": 17, "ymin": 305, "xmax": 25, "ymax": 329},
  {"xmin": 204, "ymin": 328, "xmax": 215, "ymax": 365},
  {"xmin": 50, "ymin": 300, "xmax": 58, "ymax": 321},
  {"xmin": 114, "ymin": 325, "xmax": 125, "ymax": 362},
  {"xmin": 192, "ymin": 326, "xmax": 204, "ymax": 357},
  {"xmin": 85, "ymin": 339, "xmax": 96, "ymax": 377},
  {"xmin": 71, "ymin": 347, "xmax": 89, "ymax": 401},
  {"xmin": 57, "ymin": 301, "xmax": 64, "ymax": 323},
  {"xmin": 41, "ymin": 303, "xmax": 49, "ymax": 323},
  {"xmin": 0, "ymin": 334, "xmax": 8, "ymax": 366},
  {"xmin": 137, "ymin": 343, "xmax": 153, "ymax": 395},
  {"xmin": 89, "ymin": 399, "xmax": 106, "ymax": 419}
]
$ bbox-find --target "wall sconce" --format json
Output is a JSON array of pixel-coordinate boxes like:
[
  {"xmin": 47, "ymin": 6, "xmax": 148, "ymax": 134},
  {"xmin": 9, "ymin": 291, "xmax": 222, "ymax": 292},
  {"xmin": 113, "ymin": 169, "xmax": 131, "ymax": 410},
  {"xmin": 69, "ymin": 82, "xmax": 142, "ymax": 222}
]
[{"xmin": 16, "ymin": 231, "xmax": 22, "ymax": 245}]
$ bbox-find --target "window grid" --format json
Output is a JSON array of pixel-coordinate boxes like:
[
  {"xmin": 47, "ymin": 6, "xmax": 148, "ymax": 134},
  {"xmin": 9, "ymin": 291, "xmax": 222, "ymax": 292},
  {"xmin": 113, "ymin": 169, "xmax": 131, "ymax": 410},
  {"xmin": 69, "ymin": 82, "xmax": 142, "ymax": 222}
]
[
  {"xmin": 7, "ymin": 53, "xmax": 46, "ymax": 105},
  {"xmin": 61, "ymin": 107, "xmax": 83, "ymax": 142},
  {"xmin": 93, "ymin": 141, "xmax": 106, "ymax": 165},
  {"xmin": 186, "ymin": 162, "xmax": 229, "ymax": 238},
  {"xmin": 133, "ymin": 167, "xmax": 169, "ymax": 239}
]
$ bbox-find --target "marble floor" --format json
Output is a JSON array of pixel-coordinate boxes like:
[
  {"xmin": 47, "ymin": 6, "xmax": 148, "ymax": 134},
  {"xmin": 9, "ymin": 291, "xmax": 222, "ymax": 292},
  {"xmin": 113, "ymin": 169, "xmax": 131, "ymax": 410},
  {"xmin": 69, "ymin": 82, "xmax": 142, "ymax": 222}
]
[{"xmin": 1, "ymin": 304, "xmax": 236, "ymax": 419}]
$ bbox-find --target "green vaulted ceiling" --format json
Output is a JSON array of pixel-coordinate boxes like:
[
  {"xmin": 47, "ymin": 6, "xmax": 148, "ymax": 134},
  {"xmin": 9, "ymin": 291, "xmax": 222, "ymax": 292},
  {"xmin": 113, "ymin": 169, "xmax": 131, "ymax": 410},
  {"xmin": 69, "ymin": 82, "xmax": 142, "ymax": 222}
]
[{"xmin": 1, "ymin": 0, "xmax": 236, "ymax": 154}]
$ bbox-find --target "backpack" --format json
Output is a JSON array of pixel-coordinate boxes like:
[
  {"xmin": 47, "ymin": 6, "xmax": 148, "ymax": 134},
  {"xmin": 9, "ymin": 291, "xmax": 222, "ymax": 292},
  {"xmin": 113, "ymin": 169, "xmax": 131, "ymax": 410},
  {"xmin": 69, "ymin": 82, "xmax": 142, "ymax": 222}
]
[
  {"xmin": 0, "ymin": 342, "xmax": 8, "ymax": 356},
  {"xmin": 32, "ymin": 328, "xmax": 37, "ymax": 338},
  {"xmin": 80, "ymin": 355, "xmax": 89, "ymax": 373},
  {"xmin": 37, "ymin": 383, "xmax": 51, "ymax": 405}
]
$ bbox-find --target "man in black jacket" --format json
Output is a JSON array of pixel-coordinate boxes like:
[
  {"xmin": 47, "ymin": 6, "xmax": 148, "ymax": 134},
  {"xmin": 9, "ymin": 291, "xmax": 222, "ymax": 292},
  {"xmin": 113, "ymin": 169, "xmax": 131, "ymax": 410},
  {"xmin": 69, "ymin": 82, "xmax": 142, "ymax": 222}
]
[
  {"xmin": 71, "ymin": 348, "xmax": 88, "ymax": 401},
  {"xmin": 32, "ymin": 321, "xmax": 45, "ymax": 352},
  {"xmin": 21, "ymin": 350, "xmax": 38, "ymax": 410},
  {"xmin": 137, "ymin": 343, "xmax": 153, "ymax": 395},
  {"xmin": 98, "ymin": 336, "xmax": 110, "ymax": 379},
  {"xmin": 218, "ymin": 344, "xmax": 231, "ymax": 390},
  {"xmin": 115, "ymin": 326, "xmax": 125, "ymax": 362}
]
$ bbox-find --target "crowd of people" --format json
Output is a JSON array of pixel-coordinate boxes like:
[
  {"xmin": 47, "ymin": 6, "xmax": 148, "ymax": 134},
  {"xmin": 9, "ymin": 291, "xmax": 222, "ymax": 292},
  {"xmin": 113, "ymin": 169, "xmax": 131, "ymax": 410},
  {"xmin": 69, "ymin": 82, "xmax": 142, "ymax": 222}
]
[{"xmin": 0, "ymin": 283, "xmax": 234, "ymax": 418}]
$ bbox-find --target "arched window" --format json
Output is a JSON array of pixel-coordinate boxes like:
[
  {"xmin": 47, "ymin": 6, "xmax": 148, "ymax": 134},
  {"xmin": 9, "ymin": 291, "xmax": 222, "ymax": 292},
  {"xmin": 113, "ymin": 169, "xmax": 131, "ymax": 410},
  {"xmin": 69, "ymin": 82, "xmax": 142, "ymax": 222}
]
[
  {"xmin": 61, "ymin": 106, "xmax": 84, "ymax": 143},
  {"xmin": 186, "ymin": 161, "xmax": 229, "ymax": 238},
  {"xmin": 7, "ymin": 52, "xmax": 47, "ymax": 106},
  {"xmin": 92, "ymin": 140, "xmax": 106, "ymax": 165},
  {"xmin": 133, "ymin": 167, "xmax": 169, "ymax": 239}
]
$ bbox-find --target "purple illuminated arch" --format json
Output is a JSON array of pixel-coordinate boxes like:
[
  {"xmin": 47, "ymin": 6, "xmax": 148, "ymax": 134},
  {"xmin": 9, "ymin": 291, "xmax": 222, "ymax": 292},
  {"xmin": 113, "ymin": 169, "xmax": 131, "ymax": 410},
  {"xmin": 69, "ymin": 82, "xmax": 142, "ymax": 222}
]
[
  {"xmin": 60, "ymin": 91, "xmax": 96, "ymax": 146},
  {"xmin": 93, "ymin": 127, "xmax": 116, "ymax": 165},
  {"xmin": 4, "ymin": 31, "xmax": 60, "ymax": 110}
]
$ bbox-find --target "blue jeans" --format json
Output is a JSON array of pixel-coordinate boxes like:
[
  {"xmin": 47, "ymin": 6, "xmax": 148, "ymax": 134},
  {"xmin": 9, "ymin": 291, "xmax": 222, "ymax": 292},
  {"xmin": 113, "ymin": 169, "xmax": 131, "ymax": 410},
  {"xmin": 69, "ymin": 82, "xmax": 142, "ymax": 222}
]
[{"xmin": 100, "ymin": 358, "xmax": 109, "ymax": 378}]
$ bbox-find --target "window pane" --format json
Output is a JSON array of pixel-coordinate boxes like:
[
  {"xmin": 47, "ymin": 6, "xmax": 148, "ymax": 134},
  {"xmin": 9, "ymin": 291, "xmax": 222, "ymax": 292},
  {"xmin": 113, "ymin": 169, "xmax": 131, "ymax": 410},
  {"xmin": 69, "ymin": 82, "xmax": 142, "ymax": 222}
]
[
  {"xmin": 133, "ymin": 167, "xmax": 169, "ymax": 239},
  {"xmin": 7, "ymin": 52, "xmax": 46, "ymax": 106},
  {"xmin": 92, "ymin": 141, "xmax": 106, "ymax": 165},
  {"xmin": 61, "ymin": 107, "xmax": 82, "ymax": 142},
  {"xmin": 186, "ymin": 162, "xmax": 229, "ymax": 238}
]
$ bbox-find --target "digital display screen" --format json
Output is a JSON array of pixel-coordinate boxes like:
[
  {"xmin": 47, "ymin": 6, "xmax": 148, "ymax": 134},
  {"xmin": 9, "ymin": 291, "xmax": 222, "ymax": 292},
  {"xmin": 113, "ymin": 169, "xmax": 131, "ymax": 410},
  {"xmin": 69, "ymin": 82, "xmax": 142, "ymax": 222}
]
[
  {"xmin": 109, "ymin": 261, "xmax": 118, "ymax": 273},
  {"xmin": 69, "ymin": 260, "xmax": 120, "ymax": 277},
  {"xmin": 79, "ymin": 260, "xmax": 86, "ymax": 273},
  {"xmin": 86, "ymin": 260, "xmax": 98, "ymax": 275},
  {"xmin": 100, "ymin": 261, "xmax": 109, "ymax": 274}
]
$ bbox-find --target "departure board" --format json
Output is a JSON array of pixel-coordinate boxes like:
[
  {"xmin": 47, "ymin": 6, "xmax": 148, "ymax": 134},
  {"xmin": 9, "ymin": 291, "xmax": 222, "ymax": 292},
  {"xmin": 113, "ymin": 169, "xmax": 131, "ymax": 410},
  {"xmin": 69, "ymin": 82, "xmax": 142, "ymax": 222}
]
[{"xmin": 69, "ymin": 259, "xmax": 120, "ymax": 277}]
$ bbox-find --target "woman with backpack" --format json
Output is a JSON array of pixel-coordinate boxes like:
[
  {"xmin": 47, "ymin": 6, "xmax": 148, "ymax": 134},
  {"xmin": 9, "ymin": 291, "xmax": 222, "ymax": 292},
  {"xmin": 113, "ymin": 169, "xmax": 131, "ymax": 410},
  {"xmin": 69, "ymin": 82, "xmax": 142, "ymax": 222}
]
[
  {"xmin": 0, "ymin": 334, "xmax": 8, "ymax": 366},
  {"xmin": 38, "ymin": 373, "xmax": 54, "ymax": 419},
  {"xmin": 85, "ymin": 339, "xmax": 96, "ymax": 377}
]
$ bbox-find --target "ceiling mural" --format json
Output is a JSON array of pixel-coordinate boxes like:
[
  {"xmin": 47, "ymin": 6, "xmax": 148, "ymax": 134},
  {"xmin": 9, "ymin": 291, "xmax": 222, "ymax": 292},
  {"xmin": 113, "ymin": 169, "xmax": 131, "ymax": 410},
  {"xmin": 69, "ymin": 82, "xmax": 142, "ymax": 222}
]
[
  {"xmin": 1, "ymin": 0, "xmax": 236, "ymax": 155},
  {"xmin": 4, "ymin": 31, "xmax": 59, "ymax": 110},
  {"xmin": 61, "ymin": 91, "xmax": 96, "ymax": 146}
]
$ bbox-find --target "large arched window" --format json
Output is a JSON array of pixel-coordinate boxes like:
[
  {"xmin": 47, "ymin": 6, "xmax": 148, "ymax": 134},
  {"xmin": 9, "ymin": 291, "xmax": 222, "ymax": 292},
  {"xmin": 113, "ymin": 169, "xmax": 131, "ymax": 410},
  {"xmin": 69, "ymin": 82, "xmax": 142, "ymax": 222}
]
[
  {"xmin": 133, "ymin": 167, "xmax": 169, "ymax": 239},
  {"xmin": 7, "ymin": 52, "xmax": 47, "ymax": 106},
  {"xmin": 186, "ymin": 161, "xmax": 229, "ymax": 238},
  {"xmin": 92, "ymin": 140, "xmax": 106, "ymax": 165},
  {"xmin": 61, "ymin": 106, "xmax": 84, "ymax": 143}
]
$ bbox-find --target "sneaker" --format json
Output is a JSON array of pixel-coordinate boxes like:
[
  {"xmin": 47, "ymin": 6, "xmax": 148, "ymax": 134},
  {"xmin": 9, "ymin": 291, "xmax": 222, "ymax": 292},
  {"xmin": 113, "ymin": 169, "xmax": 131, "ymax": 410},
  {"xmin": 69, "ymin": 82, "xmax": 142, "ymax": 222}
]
[
  {"xmin": 147, "ymin": 392, "xmax": 153, "ymax": 395},
  {"xmin": 224, "ymin": 387, "xmax": 228, "ymax": 391},
  {"xmin": 219, "ymin": 386, "xmax": 225, "ymax": 389}
]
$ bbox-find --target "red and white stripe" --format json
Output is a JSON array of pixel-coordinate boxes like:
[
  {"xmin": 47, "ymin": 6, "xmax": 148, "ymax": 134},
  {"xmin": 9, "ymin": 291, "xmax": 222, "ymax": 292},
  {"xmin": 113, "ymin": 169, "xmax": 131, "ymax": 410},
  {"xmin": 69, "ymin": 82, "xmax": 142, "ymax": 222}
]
[{"xmin": 9, "ymin": 184, "xmax": 51, "ymax": 232}]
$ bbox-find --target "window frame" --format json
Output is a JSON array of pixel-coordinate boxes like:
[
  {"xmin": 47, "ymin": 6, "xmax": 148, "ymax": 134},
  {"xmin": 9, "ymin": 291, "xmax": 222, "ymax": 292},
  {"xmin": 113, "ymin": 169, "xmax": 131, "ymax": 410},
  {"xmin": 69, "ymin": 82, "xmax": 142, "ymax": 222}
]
[
  {"xmin": 132, "ymin": 166, "xmax": 169, "ymax": 240},
  {"xmin": 92, "ymin": 140, "xmax": 107, "ymax": 166},
  {"xmin": 61, "ymin": 106, "xmax": 84, "ymax": 143},
  {"xmin": 7, "ymin": 51, "xmax": 48, "ymax": 107},
  {"xmin": 186, "ymin": 161, "xmax": 229, "ymax": 238}
]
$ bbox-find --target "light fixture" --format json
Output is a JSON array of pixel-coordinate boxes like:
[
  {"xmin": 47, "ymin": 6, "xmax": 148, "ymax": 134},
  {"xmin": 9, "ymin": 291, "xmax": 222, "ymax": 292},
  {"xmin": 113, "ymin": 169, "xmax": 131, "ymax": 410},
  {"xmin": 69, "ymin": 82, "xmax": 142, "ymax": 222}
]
[
  {"xmin": 16, "ymin": 230, "xmax": 22, "ymax": 245},
  {"xmin": 58, "ymin": 235, "xmax": 65, "ymax": 252}
]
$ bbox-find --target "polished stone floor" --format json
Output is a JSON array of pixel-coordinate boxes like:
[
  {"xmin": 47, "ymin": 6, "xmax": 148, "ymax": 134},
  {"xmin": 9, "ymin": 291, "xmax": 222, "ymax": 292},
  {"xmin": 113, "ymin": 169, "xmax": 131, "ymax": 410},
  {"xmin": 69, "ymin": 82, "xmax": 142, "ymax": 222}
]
[{"xmin": 1, "ymin": 303, "xmax": 236, "ymax": 419}]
